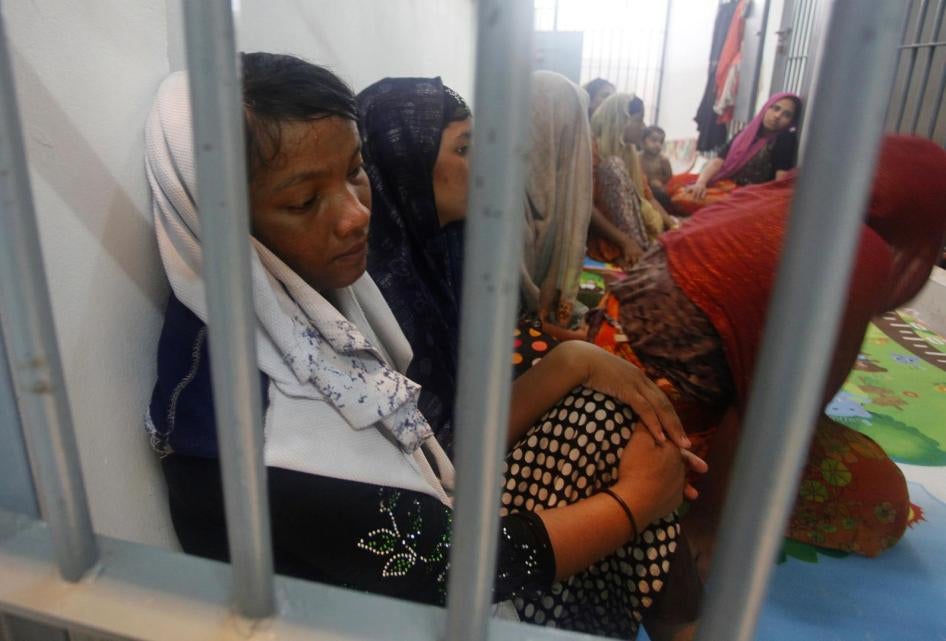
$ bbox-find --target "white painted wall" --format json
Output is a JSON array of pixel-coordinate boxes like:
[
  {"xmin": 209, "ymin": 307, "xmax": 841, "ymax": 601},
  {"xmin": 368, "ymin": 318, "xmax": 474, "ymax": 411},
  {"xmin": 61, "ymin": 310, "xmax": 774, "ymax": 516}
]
[
  {"xmin": 657, "ymin": 0, "xmax": 719, "ymax": 141},
  {"xmin": 3, "ymin": 0, "xmax": 477, "ymax": 549},
  {"xmin": 235, "ymin": 0, "xmax": 476, "ymax": 101},
  {"xmin": 6, "ymin": 0, "xmax": 176, "ymax": 548}
]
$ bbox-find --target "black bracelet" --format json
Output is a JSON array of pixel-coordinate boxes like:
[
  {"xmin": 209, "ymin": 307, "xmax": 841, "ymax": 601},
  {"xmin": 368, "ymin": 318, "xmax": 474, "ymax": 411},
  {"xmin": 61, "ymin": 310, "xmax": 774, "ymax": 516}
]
[{"xmin": 602, "ymin": 488, "xmax": 639, "ymax": 541}]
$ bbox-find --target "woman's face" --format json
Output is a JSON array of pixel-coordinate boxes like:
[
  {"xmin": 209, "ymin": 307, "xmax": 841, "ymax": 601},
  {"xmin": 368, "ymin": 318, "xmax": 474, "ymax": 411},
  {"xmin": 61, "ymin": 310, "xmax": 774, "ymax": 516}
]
[
  {"xmin": 622, "ymin": 111, "xmax": 645, "ymax": 147},
  {"xmin": 762, "ymin": 98, "xmax": 797, "ymax": 133},
  {"xmin": 433, "ymin": 117, "xmax": 472, "ymax": 226},
  {"xmin": 589, "ymin": 84, "xmax": 615, "ymax": 115},
  {"xmin": 249, "ymin": 117, "xmax": 371, "ymax": 292}
]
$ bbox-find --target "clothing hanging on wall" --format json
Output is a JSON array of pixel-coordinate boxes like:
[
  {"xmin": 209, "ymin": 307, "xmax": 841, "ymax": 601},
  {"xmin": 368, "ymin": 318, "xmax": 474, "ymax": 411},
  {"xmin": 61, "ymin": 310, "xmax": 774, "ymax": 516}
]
[
  {"xmin": 714, "ymin": 0, "xmax": 747, "ymax": 124},
  {"xmin": 695, "ymin": 0, "xmax": 743, "ymax": 152}
]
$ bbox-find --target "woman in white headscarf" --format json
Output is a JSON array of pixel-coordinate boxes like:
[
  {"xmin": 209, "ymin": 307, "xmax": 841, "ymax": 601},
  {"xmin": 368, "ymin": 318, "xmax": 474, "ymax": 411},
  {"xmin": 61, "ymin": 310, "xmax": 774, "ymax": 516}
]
[
  {"xmin": 146, "ymin": 53, "xmax": 702, "ymax": 639},
  {"xmin": 520, "ymin": 71, "xmax": 595, "ymax": 328}
]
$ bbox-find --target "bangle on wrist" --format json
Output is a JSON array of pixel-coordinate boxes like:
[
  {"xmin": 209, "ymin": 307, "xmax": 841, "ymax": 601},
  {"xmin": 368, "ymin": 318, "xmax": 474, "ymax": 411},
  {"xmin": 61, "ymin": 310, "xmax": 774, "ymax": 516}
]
[{"xmin": 602, "ymin": 487, "xmax": 639, "ymax": 541}]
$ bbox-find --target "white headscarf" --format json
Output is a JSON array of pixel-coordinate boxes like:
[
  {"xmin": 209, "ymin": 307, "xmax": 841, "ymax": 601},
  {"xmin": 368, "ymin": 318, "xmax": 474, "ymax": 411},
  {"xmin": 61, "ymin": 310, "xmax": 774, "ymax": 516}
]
[
  {"xmin": 145, "ymin": 72, "xmax": 453, "ymax": 503},
  {"xmin": 520, "ymin": 71, "xmax": 594, "ymax": 326}
]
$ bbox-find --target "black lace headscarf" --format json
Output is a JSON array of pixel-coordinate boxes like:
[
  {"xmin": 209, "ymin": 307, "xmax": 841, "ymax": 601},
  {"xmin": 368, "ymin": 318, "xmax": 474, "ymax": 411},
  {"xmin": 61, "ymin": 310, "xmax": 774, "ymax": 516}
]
[{"xmin": 357, "ymin": 77, "xmax": 471, "ymax": 457}]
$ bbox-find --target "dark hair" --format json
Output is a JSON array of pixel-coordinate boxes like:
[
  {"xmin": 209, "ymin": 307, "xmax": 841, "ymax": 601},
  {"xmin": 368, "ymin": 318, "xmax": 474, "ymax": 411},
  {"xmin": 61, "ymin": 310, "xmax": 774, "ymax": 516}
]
[
  {"xmin": 642, "ymin": 125, "xmax": 665, "ymax": 142},
  {"xmin": 583, "ymin": 77, "xmax": 615, "ymax": 100},
  {"xmin": 627, "ymin": 96, "xmax": 645, "ymax": 117},
  {"xmin": 240, "ymin": 52, "xmax": 357, "ymax": 179}
]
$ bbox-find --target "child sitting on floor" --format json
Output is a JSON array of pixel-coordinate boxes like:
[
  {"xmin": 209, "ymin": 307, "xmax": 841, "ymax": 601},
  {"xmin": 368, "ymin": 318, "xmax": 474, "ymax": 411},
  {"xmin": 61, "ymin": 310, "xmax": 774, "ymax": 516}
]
[{"xmin": 640, "ymin": 126, "xmax": 674, "ymax": 212}]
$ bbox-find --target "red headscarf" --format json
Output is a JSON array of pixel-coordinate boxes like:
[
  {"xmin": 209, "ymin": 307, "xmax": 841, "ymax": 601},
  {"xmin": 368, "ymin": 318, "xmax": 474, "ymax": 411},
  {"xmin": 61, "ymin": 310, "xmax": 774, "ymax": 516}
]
[{"xmin": 662, "ymin": 135, "xmax": 946, "ymax": 405}]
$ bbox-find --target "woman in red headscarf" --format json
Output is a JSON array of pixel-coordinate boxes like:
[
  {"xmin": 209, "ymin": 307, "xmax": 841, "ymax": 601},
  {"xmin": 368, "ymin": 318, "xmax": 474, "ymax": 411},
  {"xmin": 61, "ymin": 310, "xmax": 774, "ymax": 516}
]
[
  {"xmin": 667, "ymin": 92, "xmax": 802, "ymax": 216},
  {"xmin": 591, "ymin": 135, "xmax": 946, "ymax": 570}
]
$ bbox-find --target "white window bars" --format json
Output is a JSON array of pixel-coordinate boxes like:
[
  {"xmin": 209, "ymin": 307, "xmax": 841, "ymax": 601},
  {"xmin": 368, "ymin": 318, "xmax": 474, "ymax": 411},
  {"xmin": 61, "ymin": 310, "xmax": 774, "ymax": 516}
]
[
  {"xmin": 888, "ymin": 0, "xmax": 946, "ymax": 141},
  {"xmin": 0, "ymin": 2, "xmax": 911, "ymax": 641}
]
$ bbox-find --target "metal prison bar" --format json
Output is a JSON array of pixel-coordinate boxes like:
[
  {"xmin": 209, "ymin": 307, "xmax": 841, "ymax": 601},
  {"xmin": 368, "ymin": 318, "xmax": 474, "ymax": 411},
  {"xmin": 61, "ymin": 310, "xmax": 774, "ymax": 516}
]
[
  {"xmin": 445, "ymin": 2, "xmax": 533, "ymax": 641},
  {"xmin": 0, "ymin": 2, "xmax": 911, "ymax": 641},
  {"xmin": 889, "ymin": 0, "xmax": 946, "ymax": 141},
  {"xmin": 0, "ymin": 5, "xmax": 98, "ymax": 583},
  {"xmin": 695, "ymin": 1, "xmax": 908, "ymax": 640},
  {"xmin": 181, "ymin": 0, "xmax": 275, "ymax": 619}
]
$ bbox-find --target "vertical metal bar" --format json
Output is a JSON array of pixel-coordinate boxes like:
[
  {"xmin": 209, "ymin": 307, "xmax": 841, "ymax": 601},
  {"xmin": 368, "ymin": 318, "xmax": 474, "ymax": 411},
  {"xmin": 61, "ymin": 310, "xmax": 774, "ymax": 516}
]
[
  {"xmin": 0, "ymin": 325, "xmax": 39, "ymax": 518},
  {"xmin": 444, "ymin": 1, "xmax": 533, "ymax": 640},
  {"xmin": 747, "ymin": 0, "xmax": 773, "ymax": 116},
  {"xmin": 797, "ymin": 0, "xmax": 834, "ymax": 121},
  {"xmin": 769, "ymin": 0, "xmax": 797, "ymax": 93},
  {"xmin": 595, "ymin": 27, "xmax": 604, "ymax": 79},
  {"xmin": 896, "ymin": 0, "xmax": 931, "ymax": 130},
  {"xmin": 887, "ymin": 0, "xmax": 916, "ymax": 125},
  {"xmin": 928, "ymin": 45, "xmax": 946, "ymax": 137},
  {"xmin": 181, "ymin": 0, "xmax": 274, "ymax": 619},
  {"xmin": 783, "ymin": 3, "xmax": 800, "ymax": 92},
  {"xmin": 784, "ymin": 0, "xmax": 799, "ymax": 91},
  {"xmin": 793, "ymin": 0, "xmax": 817, "ymax": 93},
  {"xmin": 607, "ymin": 21, "xmax": 617, "ymax": 86},
  {"xmin": 642, "ymin": 20, "xmax": 656, "ymax": 106},
  {"xmin": 0, "ymin": 8, "xmax": 97, "ymax": 581},
  {"xmin": 910, "ymin": 0, "xmax": 946, "ymax": 133},
  {"xmin": 798, "ymin": 0, "xmax": 818, "ymax": 87},
  {"xmin": 694, "ymin": 3, "xmax": 907, "ymax": 641}
]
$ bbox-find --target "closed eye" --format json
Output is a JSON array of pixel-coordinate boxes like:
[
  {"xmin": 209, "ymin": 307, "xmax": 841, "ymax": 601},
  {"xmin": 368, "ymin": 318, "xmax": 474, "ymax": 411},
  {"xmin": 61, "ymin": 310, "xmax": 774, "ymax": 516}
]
[
  {"xmin": 287, "ymin": 196, "xmax": 317, "ymax": 212},
  {"xmin": 347, "ymin": 163, "xmax": 365, "ymax": 180}
]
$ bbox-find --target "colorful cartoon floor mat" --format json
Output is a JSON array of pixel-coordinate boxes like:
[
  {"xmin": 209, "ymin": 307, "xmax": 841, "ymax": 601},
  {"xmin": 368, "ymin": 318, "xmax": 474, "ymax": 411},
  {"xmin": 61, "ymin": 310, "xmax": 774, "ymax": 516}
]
[
  {"xmin": 828, "ymin": 309, "xmax": 946, "ymax": 468},
  {"xmin": 762, "ymin": 308, "xmax": 945, "ymax": 639},
  {"xmin": 579, "ymin": 260, "xmax": 622, "ymax": 310}
]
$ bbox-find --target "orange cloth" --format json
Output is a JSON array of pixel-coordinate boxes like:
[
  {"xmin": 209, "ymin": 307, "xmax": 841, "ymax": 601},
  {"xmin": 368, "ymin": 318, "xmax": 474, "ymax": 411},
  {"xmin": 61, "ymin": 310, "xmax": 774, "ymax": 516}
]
[
  {"xmin": 666, "ymin": 173, "xmax": 738, "ymax": 216},
  {"xmin": 592, "ymin": 291, "xmax": 911, "ymax": 557}
]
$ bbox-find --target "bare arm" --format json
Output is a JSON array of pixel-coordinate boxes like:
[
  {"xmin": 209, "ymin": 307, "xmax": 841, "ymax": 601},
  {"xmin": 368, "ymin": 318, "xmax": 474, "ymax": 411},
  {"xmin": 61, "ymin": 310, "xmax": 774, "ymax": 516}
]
[
  {"xmin": 506, "ymin": 342, "xmax": 708, "ymax": 581},
  {"xmin": 539, "ymin": 426, "xmax": 707, "ymax": 580},
  {"xmin": 687, "ymin": 157, "xmax": 724, "ymax": 199},
  {"xmin": 590, "ymin": 206, "xmax": 643, "ymax": 266},
  {"xmin": 507, "ymin": 340, "xmax": 689, "ymax": 450},
  {"xmin": 660, "ymin": 157, "xmax": 673, "ymax": 184}
]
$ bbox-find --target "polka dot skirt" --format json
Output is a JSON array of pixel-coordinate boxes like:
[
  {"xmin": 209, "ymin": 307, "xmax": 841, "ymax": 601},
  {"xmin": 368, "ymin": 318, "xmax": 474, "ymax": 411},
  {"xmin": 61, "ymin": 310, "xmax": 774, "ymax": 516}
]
[
  {"xmin": 512, "ymin": 322, "xmax": 554, "ymax": 377},
  {"xmin": 501, "ymin": 387, "xmax": 680, "ymax": 638}
]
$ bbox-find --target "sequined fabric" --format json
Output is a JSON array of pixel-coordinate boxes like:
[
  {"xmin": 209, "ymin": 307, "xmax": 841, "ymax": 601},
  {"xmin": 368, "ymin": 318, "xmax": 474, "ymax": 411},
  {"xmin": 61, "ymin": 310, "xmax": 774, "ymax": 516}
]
[
  {"xmin": 727, "ymin": 138, "xmax": 776, "ymax": 185},
  {"xmin": 353, "ymin": 486, "xmax": 554, "ymax": 605}
]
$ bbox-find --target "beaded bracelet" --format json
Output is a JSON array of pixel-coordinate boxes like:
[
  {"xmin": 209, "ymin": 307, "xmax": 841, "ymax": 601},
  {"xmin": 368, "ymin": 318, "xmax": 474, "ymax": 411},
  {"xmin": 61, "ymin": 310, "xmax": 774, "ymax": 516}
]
[{"xmin": 602, "ymin": 488, "xmax": 639, "ymax": 541}]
